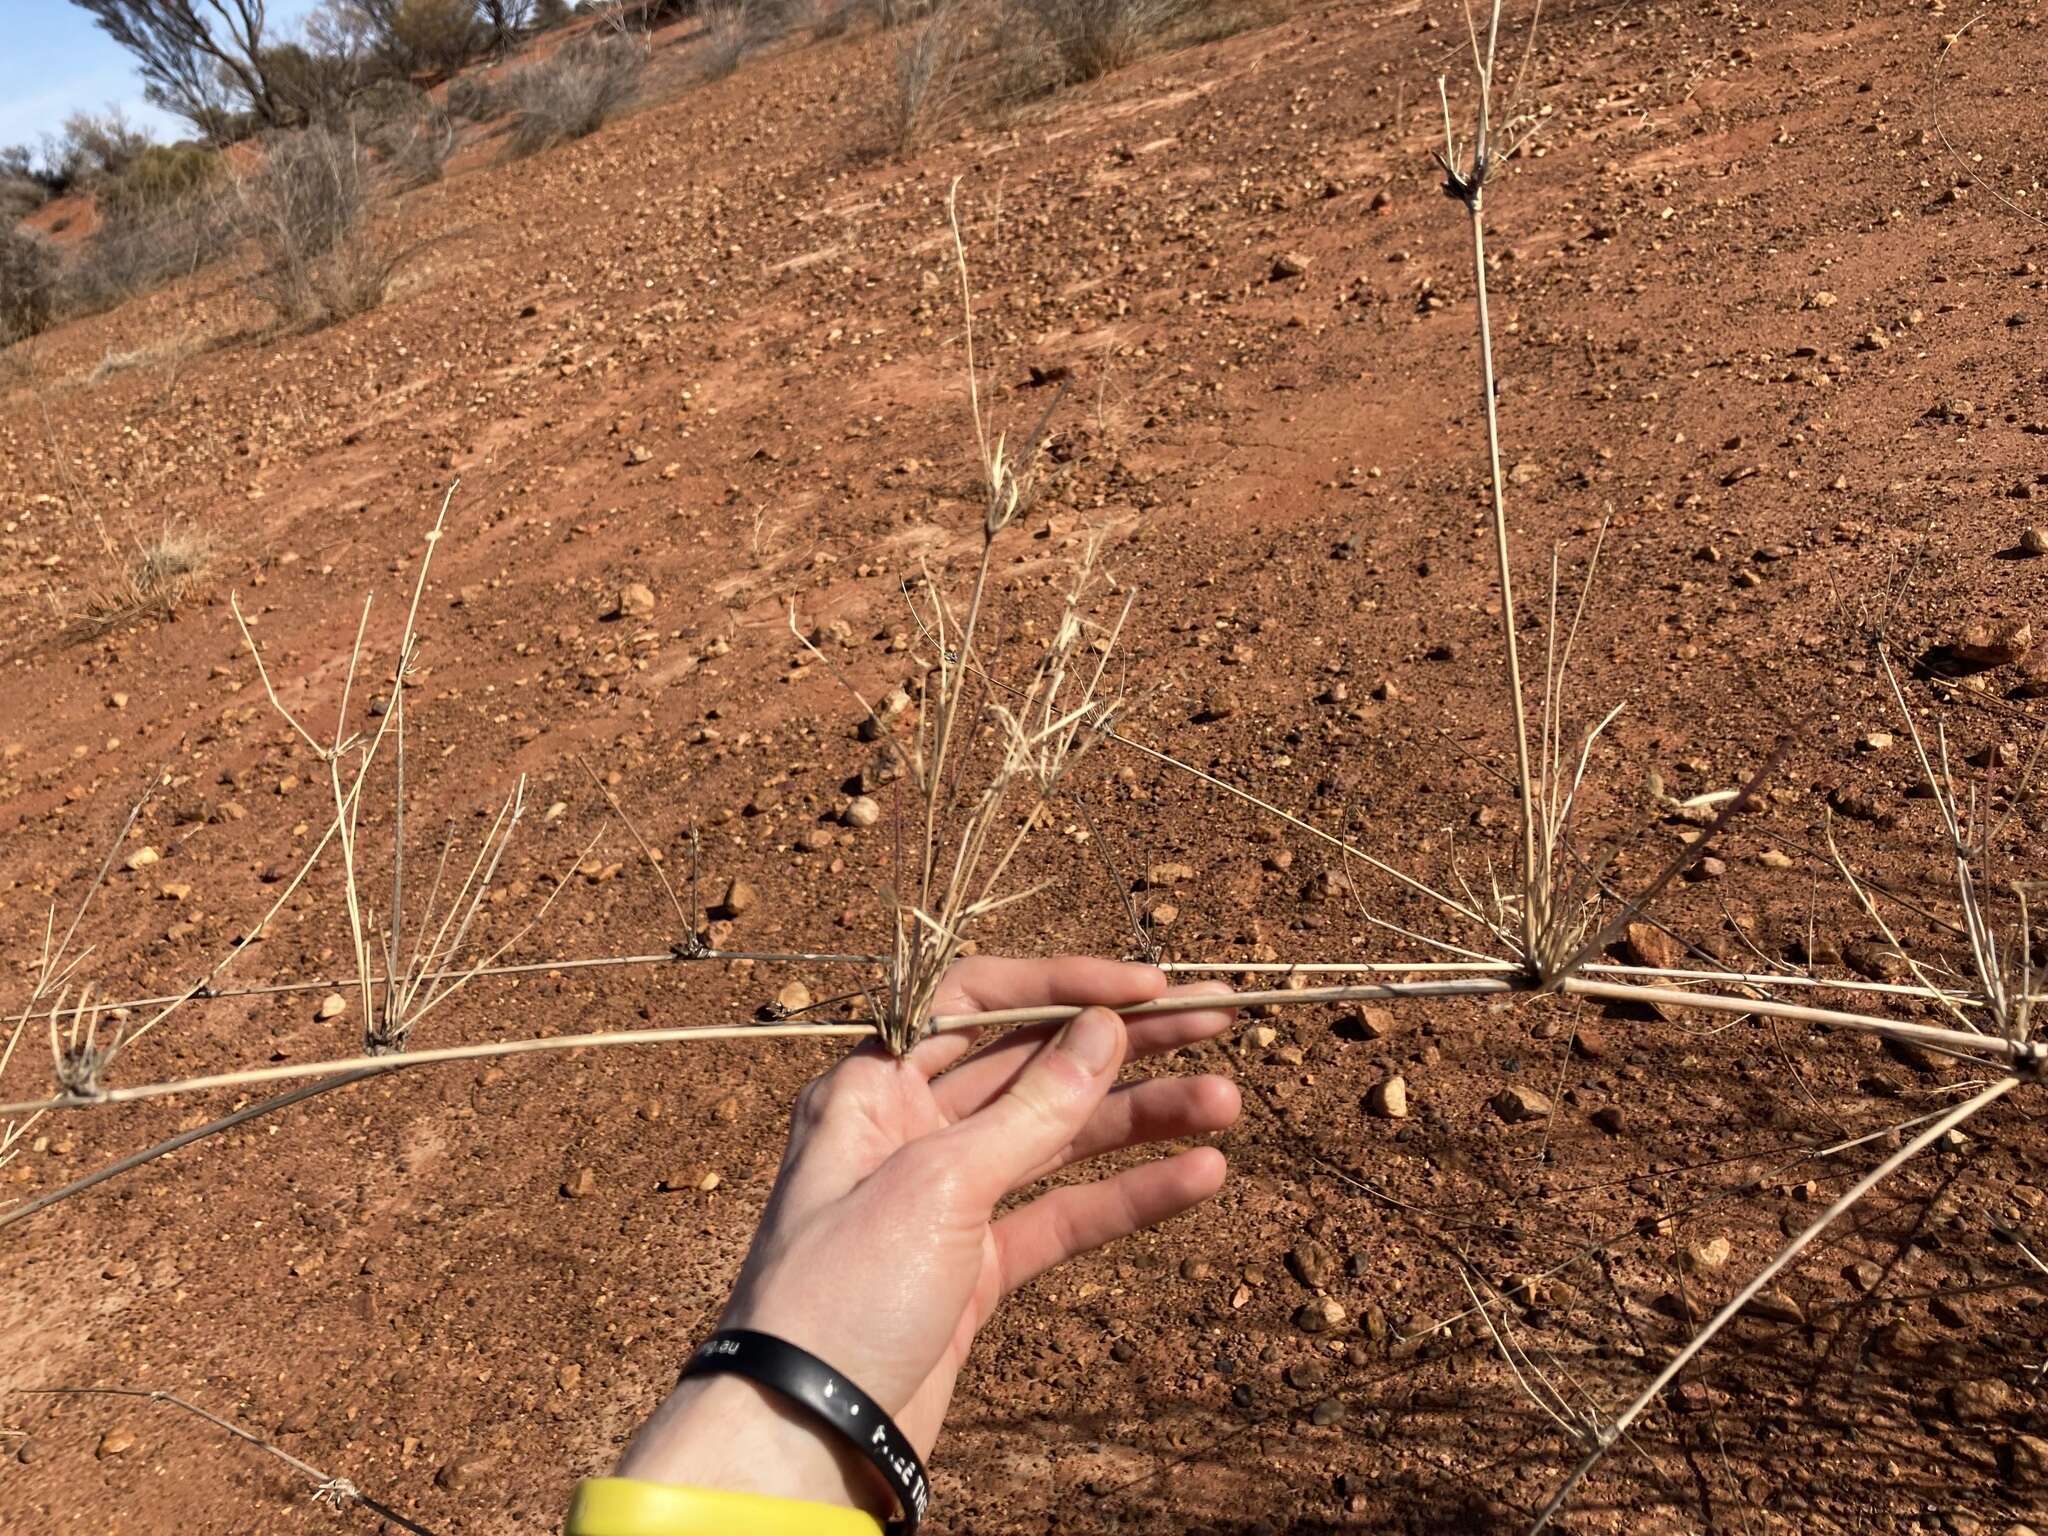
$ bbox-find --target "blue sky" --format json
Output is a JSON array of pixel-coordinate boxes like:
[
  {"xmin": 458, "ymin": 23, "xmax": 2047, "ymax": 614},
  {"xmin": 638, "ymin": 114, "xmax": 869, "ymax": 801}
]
[{"xmin": 0, "ymin": 0, "xmax": 319, "ymax": 150}]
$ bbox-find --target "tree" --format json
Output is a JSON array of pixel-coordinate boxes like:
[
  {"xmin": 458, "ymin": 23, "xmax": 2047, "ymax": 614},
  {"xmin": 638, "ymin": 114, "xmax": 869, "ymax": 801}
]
[
  {"xmin": 69, "ymin": 0, "xmax": 285, "ymax": 139},
  {"xmin": 475, "ymin": 0, "xmax": 533, "ymax": 52}
]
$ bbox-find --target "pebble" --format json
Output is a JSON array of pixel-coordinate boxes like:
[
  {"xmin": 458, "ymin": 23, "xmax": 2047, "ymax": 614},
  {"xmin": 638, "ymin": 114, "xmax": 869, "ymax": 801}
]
[
  {"xmin": 613, "ymin": 583, "xmax": 655, "ymax": 620},
  {"xmin": 1683, "ymin": 1236, "xmax": 1732, "ymax": 1274},
  {"xmin": 1488, "ymin": 1085, "xmax": 1552, "ymax": 1123},
  {"xmin": 1245, "ymin": 1024, "xmax": 1278, "ymax": 1049},
  {"xmin": 561, "ymin": 1167, "xmax": 597, "ymax": 1199},
  {"xmin": 1309, "ymin": 1397, "xmax": 1345, "ymax": 1427},
  {"xmin": 1293, "ymin": 1296, "xmax": 1346, "ymax": 1334},
  {"xmin": 124, "ymin": 847, "xmax": 160, "ymax": 872},
  {"xmin": 1590, "ymin": 1105, "xmax": 1624, "ymax": 1134},
  {"xmin": 843, "ymin": 796, "xmax": 882, "ymax": 828},
  {"xmin": 775, "ymin": 980, "xmax": 812, "ymax": 1014},
  {"xmin": 1365, "ymin": 1075, "xmax": 1408, "ymax": 1119},
  {"xmin": 1857, "ymin": 730, "xmax": 1894, "ymax": 752},
  {"xmin": 436, "ymin": 1454, "xmax": 492, "ymax": 1491},
  {"xmin": 1747, "ymin": 1289, "xmax": 1805, "ymax": 1326},
  {"xmin": 716, "ymin": 878, "xmax": 758, "ymax": 917},
  {"xmin": 95, "ymin": 1427, "xmax": 136, "ymax": 1459},
  {"xmin": 2021, "ymin": 527, "xmax": 2048, "ymax": 557},
  {"xmin": 1179, "ymin": 1257, "xmax": 1212, "ymax": 1282},
  {"xmin": 1286, "ymin": 1238, "xmax": 1339, "ymax": 1290},
  {"xmin": 1949, "ymin": 1378, "xmax": 2029, "ymax": 1422},
  {"xmin": 316, "ymin": 993, "xmax": 346, "ymax": 1021},
  {"xmin": 1285, "ymin": 1358, "xmax": 1326, "ymax": 1391},
  {"xmin": 1953, "ymin": 619, "xmax": 2031, "ymax": 668},
  {"xmin": 1270, "ymin": 251, "xmax": 1311, "ymax": 279}
]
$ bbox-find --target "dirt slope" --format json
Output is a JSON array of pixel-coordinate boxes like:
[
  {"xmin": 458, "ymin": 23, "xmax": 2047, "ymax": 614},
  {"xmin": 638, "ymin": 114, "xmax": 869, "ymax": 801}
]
[{"xmin": 2, "ymin": 1, "xmax": 2046, "ymax": 1532}]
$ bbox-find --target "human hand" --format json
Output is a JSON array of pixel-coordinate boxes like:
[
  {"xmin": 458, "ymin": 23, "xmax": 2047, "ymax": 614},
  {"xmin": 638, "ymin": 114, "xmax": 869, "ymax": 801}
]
[{"xmin": 614, "ymin": 955, "xmax": 1239, "ymax": 1518}]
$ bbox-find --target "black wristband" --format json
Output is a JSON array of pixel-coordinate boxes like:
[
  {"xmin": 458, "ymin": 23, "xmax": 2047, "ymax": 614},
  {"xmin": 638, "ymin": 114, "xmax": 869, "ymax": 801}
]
[{"xmin": 680, "ymin": 1329, "xmax": 928, "ymax": 1536}]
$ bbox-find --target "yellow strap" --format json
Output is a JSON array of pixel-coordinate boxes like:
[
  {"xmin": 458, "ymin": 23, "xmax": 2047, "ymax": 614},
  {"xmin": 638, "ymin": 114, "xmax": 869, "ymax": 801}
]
[{"xmin": 565, "ymin": 1478, "xmax": 885, "ymax": 1536}]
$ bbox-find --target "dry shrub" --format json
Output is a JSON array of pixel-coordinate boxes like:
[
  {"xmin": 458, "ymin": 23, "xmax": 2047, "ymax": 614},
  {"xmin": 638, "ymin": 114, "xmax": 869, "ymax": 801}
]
[
  {"xmin": 446, "ymin": 74, "xmax": 506, "ymax": 121},
  {"xmin": 890, "ymin": 7, "xmax": 971, "ymax": 152},
  {"xmin": 506, "ymin": 33, "xmax": 646, "ymax": 155},
  {"xmin": 1003, "ymin": 0, "xmax": 1203, "ymax": 82},
  {"xmin": 700, "ymin": 0, "xmax": 753, "ymax": 79},
  {"xmin": 0, "ymin": 225, "xmax": 61, "ymax": 347},
  {"xmin": 86, "ymin": 524, "xmax": 217, "ymax": 629},
  {"xmin": 65, "ymin": 150, "xmax": 240, "ymax": 316},
  {"xmin": 239, "ymin": 127, "xmax": 409, "ymax": 327},
  {"xmin": 356, "ymin": 86, "xmax": 456, "ymax": 189}
]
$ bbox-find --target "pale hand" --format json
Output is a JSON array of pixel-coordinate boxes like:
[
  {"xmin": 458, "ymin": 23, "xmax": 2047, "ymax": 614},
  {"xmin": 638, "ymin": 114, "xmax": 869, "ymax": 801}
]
[{"xmin": 615, "ymin": 956, "xmax": 1240, "ymax": 1518}]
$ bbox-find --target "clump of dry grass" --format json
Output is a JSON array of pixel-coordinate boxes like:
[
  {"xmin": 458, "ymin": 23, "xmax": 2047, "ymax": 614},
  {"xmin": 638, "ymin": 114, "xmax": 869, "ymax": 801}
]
[
  {"xmin": 506, "ymin": 32, "xmax": 647, "ymax": 155},
  {"xmin": 84, "ymin": 523, "xmax": 218, "ymax": 630},
  {"xmin": 889, "ymin": 5, "xmax": 973, "ymax": 152}
]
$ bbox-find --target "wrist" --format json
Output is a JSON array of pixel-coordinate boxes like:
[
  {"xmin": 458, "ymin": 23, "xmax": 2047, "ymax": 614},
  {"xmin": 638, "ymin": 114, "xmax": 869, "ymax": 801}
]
[{"xmin": 616, "ymin": 1373, "xmax": 892, "ymax": 1521}]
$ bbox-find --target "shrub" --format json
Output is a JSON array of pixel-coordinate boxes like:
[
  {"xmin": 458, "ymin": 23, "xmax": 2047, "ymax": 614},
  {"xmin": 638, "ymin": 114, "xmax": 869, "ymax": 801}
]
[
  {"xmin": 238, "ymin": 126, "xmax": 409, "ymax": 326},
  {"xmin": 352, "ymin": 80, "xmax": 455, "ymax": 187},
  {"xmin": 1004, "ymin": 0, "xmax": 1197, "ymax": 82},
  {"xmin": 890, "ymin": 7, "xmax": 969, "ymax": 153},
  {"xmin": 446, "ymin": 74, "xmax": 505, "ymax": 121},
  {"xmin": 49, "ymin": 110, "xmax": 154, "ymax": 189},
  {"xmin": 0, "ymin": 174, "xmax": 47, "ymax": 220},
  {"xmin": 506, "ymin": 33, "xmax": 646, "ymax": 156},
  {"xmin": 700, "ymin": 0, "xmax": 752, "ymax": 79},
  {"xmin": 68, "ymin": 151, "xmax": 240, "ymax": 313},
  {"xmin": 384, "ymin": 0, "xmax": 486, "ymax": 72},
  {"xmin": 97, "ymin": 143, "xmax": 223, "ymax": 223},
  {"xmin": 0, "ymin": 225, "xmax": 61, "ymax": 347}
]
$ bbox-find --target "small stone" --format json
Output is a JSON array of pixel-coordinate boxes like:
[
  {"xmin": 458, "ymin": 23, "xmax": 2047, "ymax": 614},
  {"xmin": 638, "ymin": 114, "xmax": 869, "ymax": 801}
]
[
  {"xmin": 1147, "ymin": 902, "xmax": 1179, "ymax": 929},
  {"xmin": 1748, "ymin": 1290, "xmax": 1805, "ymax": 1326},
  {"xmin": 315, "ymin": 993, "xmax": 346, "ymax": 1021},
  {"xmin": 716, "ymin": 878, "xmax": 758, "ymax": 917},
  {"xmin": 1489, "ymin": 1085, "xmax": 1552, "ymax": 1123},
  {"xmin": 2006, "ymin": 1434, "xmax": 2048, "ymax": 1489},
  {"xmin": 124, "ymin": 847, "xmax": 160, "ymax": 872},
  {"xmin": 1949, "ymin": 1378, "xmax": 2029, "ymax": 1422},
  {"xmin": 1953, "ymin": 619, "xmax": 2031, "ymax": 669},
  {"xmin": 1286, "ymin": 1239, "xmax": 1339, "ymax": 1290},
  {"xmin": 558, "ymin": 1362, "xmax": 583, "ymax": 1392},
  {"xmin": 774, "ymin": 980, "xmax": 812, "ymax": 1014},
  {"xmin": 1684, "ymin": 1236, "xmax": 1732, "ymax": 1275},
  {"xmin": 561, "ymin": 1166, "xmax": 597, "ymax": 1199},
  {"xmin": 95, "ymin": 1427, "xmax": 136, "ymax": 1459},
  {"xmin": 1590, "ymin": 1104, "xmax": 1625, "ymax": 1134},
  {"xmin": 1365, "ymin": 1075, "xmax": 1409, "ymax": 1119},
  {"xmin": 1806, "ymin": 290, "xmax": 1838, "ymax": 309},
  {"xmin": 843, "ymin": 795, "xmax": 882, "ymax": 828},
  {"xmin": 436, "ymin": 1454, "xmax": 492, "ymax": 1491},
  {"xmin": 613, "ymin": 582, "xmax": 655, "ymax": 620},
  {"xmin": 1623, "ymin": 920, "xmax": 1679, "ymax": 972},
  {"xmin": 1757, "ymin": 848, "xmax": 1795, "ymax": 869},
  {"xmin": 1844, "ymin": 938, "xmax": 1909, "ymax": 983},
  {"xmin": 157, "ymin": 882, "xmax": 192, "ymax": 902},
  {"xmin": 1338, "ymin": 1006, "xmax": 1394, "ymax": 1041},
  {"xmin": 1270, "ymin": 251, "xmax": 1311, "ymax": 280},
  {"xmin": 1858, "ymin": 730, "xmax": 1894, "ymax": 752},
  {"xmin": 1285, "ymin": 1359, "xmax": 1326, "ymax": 1391},
  {"xmin": 1245, "ymin": 1024, "xmax": 1278, "ymax": 1049},
  {"xmin": 1294, "ymin": 1296, "xmax": 1346, "ymax": 1334},
  {"xmin": 1844, "ymin": 1260, "xmax": 1883, "ymax": 1292},
  {"xmin": 1309, "ymin": 1397, "xmax": 1346, "ymax": 1427},
  {"xmin": 1179, "ymin": 1257, "xmax": 1212, "ymax": 1282},
  {"xmin": 2020, "ymin": 527, "xmax": 2048, "ymax": 557}
]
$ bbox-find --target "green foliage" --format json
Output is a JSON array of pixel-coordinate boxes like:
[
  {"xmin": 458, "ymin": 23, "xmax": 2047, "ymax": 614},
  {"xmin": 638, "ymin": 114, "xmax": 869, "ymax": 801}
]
[{"xmin": 97, "ymin": 144, "xmax": 224, "ymax": 224}]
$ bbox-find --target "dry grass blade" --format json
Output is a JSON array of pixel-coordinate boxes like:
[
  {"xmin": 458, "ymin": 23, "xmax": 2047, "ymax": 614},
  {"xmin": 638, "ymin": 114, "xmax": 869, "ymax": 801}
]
[
  {"xmin": 1528, "ymin": 1076, "xmax": 2018, "ymax": 1533},
  {"xmin": 15, "ymin": 1386, "xmax": 436, "ymax": 1533}
]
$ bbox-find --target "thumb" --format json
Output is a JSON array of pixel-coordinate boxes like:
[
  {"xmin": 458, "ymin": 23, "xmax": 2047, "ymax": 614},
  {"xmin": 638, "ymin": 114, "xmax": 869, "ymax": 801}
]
[{"xmin": 939, "ymin": 1007, "xmax": 1126, "ymax": 1207}]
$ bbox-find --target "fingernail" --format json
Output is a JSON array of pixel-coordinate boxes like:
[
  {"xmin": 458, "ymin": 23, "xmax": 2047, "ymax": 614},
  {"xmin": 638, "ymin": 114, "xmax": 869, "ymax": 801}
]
[{"xmin": 1057, "ymin": 1007, "xmax": 1120, "ymax": 1075}]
